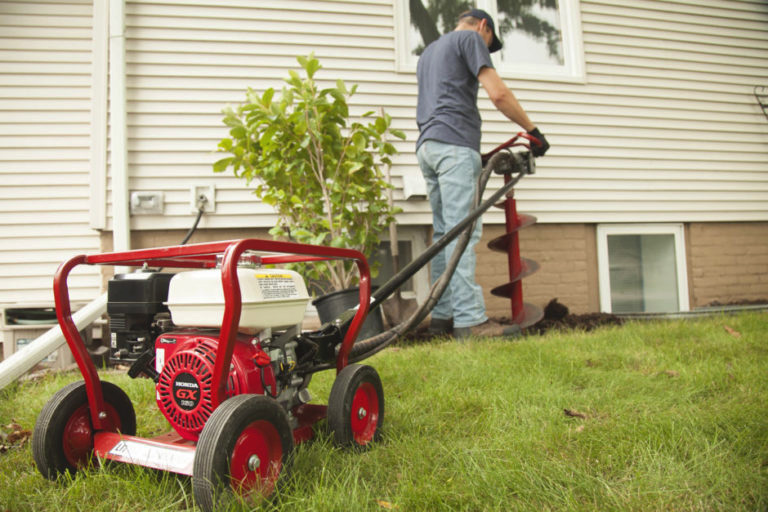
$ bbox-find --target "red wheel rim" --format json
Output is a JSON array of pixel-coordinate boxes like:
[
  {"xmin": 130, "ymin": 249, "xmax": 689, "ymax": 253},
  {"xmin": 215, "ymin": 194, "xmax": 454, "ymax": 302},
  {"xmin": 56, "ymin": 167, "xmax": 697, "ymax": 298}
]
[
  {"xmin": 62, "ymin": 404, "xmax": 93, "ymax": 468},
  {"xmin": 350, "ymin": 381, "xmax": 379, "ymax": 445},
  {"xmin": 229, "ymin": 420, "xmax": 283, "ymax": 497},
  {"xmin": 61, "ymin": 403, "xmax": 122, "ymax": 469}
]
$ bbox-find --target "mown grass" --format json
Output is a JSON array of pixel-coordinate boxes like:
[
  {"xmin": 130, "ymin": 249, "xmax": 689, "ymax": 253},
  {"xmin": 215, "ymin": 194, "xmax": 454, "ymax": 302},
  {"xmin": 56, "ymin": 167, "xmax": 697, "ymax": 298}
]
[{"xmin": 1, "ymin": 312, "xmax": 766, "ymax": 511}]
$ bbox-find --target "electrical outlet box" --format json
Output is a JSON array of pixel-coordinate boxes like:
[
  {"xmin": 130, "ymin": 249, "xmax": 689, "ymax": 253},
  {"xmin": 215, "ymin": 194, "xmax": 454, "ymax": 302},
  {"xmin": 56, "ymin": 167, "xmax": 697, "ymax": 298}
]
[
  {"xmin": 190, "ymin": 185, "xmax": 215, "ymax": 213},
  {"xmin": 130, "ymin": 191, "xmax": 164, "ymax": 215}
]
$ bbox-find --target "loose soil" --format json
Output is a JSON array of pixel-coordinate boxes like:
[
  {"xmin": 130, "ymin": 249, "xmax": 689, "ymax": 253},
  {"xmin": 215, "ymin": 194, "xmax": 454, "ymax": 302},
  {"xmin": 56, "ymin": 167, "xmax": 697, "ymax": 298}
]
[{"xmin": 400, "ymin": 298, "xmax": 623, "ymax": 343}]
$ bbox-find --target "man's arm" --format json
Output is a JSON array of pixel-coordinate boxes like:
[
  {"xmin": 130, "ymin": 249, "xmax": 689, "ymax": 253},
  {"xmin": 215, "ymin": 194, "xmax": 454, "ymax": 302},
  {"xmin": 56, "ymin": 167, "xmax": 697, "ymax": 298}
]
[
  {"xmin": 477, "ymin": 66, "xmax": 535, "ymax": 132},
  {"xmin": 478, "ymin": 65, "xmax": 549, "ymax": 156}
]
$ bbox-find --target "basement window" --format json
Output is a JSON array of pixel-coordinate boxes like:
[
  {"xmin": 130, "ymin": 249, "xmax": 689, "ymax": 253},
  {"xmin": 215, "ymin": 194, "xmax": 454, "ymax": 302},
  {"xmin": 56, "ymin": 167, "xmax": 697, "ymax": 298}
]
[
  {"xmin": 367, "ymin": 226, "xmax": 431, "ymax": 303},
  {"xmin": 370, "ymin": 240, "xmax": 415, "ymax": 294},
  {"xmin": 597, "ymin": 224, "xmax": 690, "ymax": 314}
]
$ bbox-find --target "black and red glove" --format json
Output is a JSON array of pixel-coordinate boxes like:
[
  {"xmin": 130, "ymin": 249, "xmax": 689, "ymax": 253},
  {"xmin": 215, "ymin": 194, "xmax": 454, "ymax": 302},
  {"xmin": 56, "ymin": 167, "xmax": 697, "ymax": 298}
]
[{"xmin": 527, "ymin": 127, "xmax": 550, "ymax": 157}]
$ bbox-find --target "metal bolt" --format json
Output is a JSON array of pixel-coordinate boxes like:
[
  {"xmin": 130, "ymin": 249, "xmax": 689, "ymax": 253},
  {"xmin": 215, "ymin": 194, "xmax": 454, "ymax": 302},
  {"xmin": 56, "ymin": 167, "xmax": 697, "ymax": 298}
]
[
  {"xmin": 357, "ymin": 407, "xmax": 367, "ymax": 420},
  {"xmin": 98, "ymin": 411, "xmax": 108, "ymax": 420},
  {"xmin": 248, "ymin": 455, "xmax": 261, "ymax": 471}
]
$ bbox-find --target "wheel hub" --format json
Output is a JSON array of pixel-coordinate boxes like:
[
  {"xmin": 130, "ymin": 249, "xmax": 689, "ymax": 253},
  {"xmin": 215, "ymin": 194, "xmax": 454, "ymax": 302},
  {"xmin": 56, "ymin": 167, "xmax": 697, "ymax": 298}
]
[{"xmin": 247, "ymin": 454, "xmax": 261, "ymax": 471}]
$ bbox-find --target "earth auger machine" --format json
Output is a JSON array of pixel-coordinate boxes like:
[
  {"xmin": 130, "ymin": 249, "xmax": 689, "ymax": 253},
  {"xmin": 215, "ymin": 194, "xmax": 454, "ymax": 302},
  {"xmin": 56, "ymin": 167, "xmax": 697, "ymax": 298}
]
[{"xmin": 32, "ymin": 134, "xmax": 539, "ymax": 511}]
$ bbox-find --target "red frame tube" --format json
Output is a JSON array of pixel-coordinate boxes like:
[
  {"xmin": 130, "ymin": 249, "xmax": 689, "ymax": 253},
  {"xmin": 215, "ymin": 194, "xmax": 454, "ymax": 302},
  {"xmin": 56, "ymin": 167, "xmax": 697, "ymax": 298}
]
[{"xmin": 53, "ymin": 238, "xmax": 370, "ymax": 428}]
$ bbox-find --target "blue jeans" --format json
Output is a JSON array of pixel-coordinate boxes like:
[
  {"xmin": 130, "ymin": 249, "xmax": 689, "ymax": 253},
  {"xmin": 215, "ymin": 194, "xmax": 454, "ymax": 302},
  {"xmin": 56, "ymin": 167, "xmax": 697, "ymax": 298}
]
[{"xmin": 417, "ymin": 140, "xmax": 487, "ymax": 328}]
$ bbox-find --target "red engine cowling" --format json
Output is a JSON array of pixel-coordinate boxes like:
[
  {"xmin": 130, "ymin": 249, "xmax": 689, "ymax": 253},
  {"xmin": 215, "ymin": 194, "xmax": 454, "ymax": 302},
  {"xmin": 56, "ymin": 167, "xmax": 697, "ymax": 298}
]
[{"xmin": 154, "ymin": 331, "xmax": 276, "ymax": 441}]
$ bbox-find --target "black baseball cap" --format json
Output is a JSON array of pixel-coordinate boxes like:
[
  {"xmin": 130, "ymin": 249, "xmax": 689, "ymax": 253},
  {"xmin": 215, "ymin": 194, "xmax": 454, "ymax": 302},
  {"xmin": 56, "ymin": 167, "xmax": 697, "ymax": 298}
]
[{"xmin": 460, "ymin": 8, "xmax": 503, "ymax": 53}]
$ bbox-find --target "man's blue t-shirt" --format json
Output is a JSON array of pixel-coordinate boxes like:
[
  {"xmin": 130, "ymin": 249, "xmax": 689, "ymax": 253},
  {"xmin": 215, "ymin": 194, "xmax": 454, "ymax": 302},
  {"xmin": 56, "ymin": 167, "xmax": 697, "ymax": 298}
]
[{"xmin": 416, "ymin": 30, "xmax": 494, "ymax": 152}]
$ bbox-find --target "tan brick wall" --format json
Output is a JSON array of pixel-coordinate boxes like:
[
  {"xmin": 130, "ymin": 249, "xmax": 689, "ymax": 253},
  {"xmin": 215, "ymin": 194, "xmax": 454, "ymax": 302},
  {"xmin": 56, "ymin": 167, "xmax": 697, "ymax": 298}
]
[
  {"xmin": 100, "ymin": 228, "xmax": 271, "ymax": 253},
  {"xmin": 477, "ymin": 223, "xmax": 599, "ymax": 316},
  {"xmin": 688, "ymin": 222, "xmax": 768, "ymax": 307},
  {"xmin": 98, "ymin": 228, "xmax": 271, "ymax": 284},
  {"xmin": 98, "ymin": 221, "xmax": 768, "ymax": 314}
]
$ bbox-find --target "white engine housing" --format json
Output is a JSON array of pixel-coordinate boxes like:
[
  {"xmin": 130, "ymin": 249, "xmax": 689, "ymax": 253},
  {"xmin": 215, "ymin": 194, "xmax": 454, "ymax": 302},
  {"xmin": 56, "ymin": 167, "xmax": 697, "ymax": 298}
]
[{"xmin": 166, "ymin": 268, "xmax": 309, "ymax": 331}]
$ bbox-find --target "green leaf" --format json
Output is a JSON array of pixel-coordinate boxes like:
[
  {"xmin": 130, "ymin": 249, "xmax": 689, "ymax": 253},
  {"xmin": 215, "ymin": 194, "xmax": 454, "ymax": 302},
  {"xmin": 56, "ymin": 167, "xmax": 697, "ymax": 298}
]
[
  {"xmin": 336, "ymin": 79, "xmax": 347, "ymax": 95},
  {"xmin": 375, "ymin": 116, "xmax": 387, "ymax": 133},
  {"xmin": 261, "ymin": 88, "xmax": 275, "ymax": 107},
  {"xmin": 307, "ymin": 60, "xmax": 321, "ymax": 78},
  {"xmin": 213, "ymin": 157, "xmax": 232, "ymax": 173}
]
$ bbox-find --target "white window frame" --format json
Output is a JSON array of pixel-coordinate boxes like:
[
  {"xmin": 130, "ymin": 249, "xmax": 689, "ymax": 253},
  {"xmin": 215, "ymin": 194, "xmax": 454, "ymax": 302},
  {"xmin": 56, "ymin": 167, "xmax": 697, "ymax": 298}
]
[
  {"xmin": 596, "ymin": 224, "xmax": 690, "ymax": 314},
  {"xmin": 370, "ymin": 226, "xmax": 431, "ymax": 304},
  {"xmin": 394, "ymin": 0, "xmax": 585, "ymax": 82}
]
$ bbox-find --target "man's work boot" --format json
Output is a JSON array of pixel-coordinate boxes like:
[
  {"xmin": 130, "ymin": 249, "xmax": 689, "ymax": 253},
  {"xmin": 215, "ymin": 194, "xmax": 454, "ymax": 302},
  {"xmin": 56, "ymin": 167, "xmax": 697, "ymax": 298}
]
[
  {"xmin": 428, "ymin": 317, "xmax": 453, "ymax": 336},
  {"xmin": 453, "ymin": 319, "xmax": 520, "ymax": 340}
]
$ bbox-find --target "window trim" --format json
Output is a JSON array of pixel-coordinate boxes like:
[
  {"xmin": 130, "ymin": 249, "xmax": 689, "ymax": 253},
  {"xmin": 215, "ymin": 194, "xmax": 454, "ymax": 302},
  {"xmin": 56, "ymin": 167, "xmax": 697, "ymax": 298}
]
[
  {"xmin": 394, "ymin": 0, "xmax": 586, "ymax": 83},
  {"xmin": 369, "ymin": 225, "xmax": 431, "ymax": 304},
  {"xmin": 596, "ymin": 224, "xmax": 690, "ymax": 314}
]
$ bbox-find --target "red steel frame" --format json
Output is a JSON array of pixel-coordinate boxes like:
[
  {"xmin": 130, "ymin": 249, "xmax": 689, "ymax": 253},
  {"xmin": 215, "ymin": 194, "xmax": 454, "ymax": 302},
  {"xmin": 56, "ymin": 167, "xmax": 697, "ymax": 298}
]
[{"xmin": 53, "ymin": 238, "xmax": 371, "ymax": 435}]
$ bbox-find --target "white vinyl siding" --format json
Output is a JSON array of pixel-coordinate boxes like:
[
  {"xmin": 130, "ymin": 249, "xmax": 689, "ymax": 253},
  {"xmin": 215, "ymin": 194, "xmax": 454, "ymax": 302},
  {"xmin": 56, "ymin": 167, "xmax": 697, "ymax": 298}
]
[
  {"xmin": 121, "ymin": 0, "xmax": 407, "ymax": 230},
  {"xmin": 119, "ymin": 0, "xmax": 768, "ymax": 232},
  {"xmin": 490, "ymin": 0, "xmax": 768, "ymax": 223},
  {"xmin": 0, "ymin": 0, "xmax": 101, "ymax": 304}
]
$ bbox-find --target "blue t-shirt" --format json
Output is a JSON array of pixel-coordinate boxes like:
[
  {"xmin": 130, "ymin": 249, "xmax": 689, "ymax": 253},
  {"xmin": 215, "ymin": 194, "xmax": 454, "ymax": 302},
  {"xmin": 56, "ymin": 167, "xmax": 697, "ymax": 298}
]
[{"xmin": 416, "ymin": 30, "xmax": 494, "ymax": 151}]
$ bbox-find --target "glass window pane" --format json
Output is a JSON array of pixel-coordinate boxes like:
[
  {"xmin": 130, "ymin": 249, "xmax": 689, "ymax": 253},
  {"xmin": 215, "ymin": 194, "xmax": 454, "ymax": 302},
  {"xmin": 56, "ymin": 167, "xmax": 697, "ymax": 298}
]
[
  {"xmin": 397, "ymin": 1, "xmax": 584, "ymax": 80},
  {"xmin": 607, "ymin": 234, "xmax": 679, "ymax": 313},
  {"xmin": 406, "ymin": 0, "xmax": 472, "ymax": 59},
  {"xmin": 496, "ymin": 0, "xmax": 565, "ymax": 67}
]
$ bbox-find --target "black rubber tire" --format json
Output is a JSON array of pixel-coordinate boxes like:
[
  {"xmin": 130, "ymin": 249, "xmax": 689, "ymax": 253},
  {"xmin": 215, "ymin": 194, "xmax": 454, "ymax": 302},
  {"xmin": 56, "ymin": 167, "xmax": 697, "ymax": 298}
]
[
  {"xmin": 192, "ymin": 394, "xmax": 294, "ymax": 512},
  {"xmin": 328, "ymin": 364, "xmax": 384, "ymax": 448},
  {"xmin": 32, "ymin": 380, "xmax": 136, "ymax": 480}
]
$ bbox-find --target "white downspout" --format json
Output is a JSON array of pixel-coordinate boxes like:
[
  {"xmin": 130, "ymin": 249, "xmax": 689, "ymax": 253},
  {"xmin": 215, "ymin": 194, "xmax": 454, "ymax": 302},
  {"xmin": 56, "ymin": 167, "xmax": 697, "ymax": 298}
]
[
  {"xmin": 110, "ymin": 0, "xmax": 130, "ymax": 255},
  {"xmin": 89, "ymin": 0, "xmax": 108, "ymax": 229}
]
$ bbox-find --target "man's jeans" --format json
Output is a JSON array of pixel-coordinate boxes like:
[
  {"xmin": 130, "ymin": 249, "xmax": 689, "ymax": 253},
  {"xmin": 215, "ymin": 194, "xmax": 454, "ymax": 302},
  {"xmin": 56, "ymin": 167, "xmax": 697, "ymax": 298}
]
[{"xmin": 417, "ymin": 140, "xmax": 487, "ymax": 328}]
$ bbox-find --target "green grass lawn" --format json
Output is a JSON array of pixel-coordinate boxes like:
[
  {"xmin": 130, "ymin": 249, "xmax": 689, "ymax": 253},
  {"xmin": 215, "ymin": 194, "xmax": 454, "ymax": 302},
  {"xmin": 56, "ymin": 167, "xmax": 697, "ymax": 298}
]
[{"xmin": 1, "ymin": 312, "xmax": 766, "ymax": 511}]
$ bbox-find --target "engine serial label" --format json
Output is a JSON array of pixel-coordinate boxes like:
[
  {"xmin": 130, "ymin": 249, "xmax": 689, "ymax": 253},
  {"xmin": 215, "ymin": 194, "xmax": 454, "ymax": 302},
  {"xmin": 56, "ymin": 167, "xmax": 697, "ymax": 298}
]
[{"xmin": 255, "ymin": 273, "xmax": 299, "ymax": 299}]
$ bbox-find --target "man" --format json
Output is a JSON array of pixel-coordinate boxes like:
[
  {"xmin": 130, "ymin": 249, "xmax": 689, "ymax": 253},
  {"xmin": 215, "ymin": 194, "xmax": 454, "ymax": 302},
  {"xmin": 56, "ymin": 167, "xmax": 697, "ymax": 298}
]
[{"xmin": 416, "ymin": 8, "xmax": 549, "ymax": 339}]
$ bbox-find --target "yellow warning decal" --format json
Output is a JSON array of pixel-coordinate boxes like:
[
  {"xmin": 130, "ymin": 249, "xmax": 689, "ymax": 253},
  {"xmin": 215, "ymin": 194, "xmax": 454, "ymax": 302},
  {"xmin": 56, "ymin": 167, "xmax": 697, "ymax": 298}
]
[
  {"xmin": 255, "ymin": 273, "xmax": 293, "ymax": 279},
  {"xmin": 255, "ymin": 273, "xmax": 299, "ymax": 299}
]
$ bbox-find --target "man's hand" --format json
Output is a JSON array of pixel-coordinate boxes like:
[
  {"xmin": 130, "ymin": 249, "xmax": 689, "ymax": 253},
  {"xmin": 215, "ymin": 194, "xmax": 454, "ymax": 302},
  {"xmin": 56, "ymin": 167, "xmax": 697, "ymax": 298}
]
[{"xmin": 527, "ymin": 127, "xmax": 550, "ymax": 157}]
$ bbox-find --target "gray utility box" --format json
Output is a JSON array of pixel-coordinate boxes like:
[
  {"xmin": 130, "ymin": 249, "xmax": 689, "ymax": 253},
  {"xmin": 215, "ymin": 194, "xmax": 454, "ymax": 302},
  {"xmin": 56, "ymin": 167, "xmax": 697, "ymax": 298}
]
[{"xmin": 0, "ymin": 304, "xmax": 91, "ymax": 371}]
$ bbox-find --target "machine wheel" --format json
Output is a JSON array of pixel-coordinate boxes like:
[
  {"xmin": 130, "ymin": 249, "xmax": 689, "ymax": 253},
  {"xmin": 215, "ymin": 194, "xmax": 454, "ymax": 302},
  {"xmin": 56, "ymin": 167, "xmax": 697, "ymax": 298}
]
[
  {"xmin": 32, "ymin": 380, "xmax": 136, "ymax": 480},
  {"xmin": 328, "ymin": 364, "xmax": 384, "ymax": 448},
  {"xmin": 193, "ymin": 394, "xmax": 294, "ymax": 512}
]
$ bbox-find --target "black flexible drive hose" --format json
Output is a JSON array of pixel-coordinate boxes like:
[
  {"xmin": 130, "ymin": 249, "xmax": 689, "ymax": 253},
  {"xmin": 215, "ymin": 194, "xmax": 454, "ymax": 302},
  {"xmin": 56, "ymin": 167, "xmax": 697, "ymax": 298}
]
[{"xmin": 308, "ymin": 151, "xmax": 528, "ymax": 372}]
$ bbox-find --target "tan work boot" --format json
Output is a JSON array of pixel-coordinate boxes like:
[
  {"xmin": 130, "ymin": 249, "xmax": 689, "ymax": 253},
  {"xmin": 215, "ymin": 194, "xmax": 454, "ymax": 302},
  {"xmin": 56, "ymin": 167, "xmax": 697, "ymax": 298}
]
[{"xmin": 453, "ymin": 319, "xmax": 520, "ymax": 339}]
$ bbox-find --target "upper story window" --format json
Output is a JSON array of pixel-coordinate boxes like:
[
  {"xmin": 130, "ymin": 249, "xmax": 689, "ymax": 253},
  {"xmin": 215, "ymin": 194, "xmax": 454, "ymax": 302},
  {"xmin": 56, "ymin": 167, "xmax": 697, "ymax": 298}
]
[{"xmin": 396, "ymin": 0, "xmax": 585, "ymax": 82}]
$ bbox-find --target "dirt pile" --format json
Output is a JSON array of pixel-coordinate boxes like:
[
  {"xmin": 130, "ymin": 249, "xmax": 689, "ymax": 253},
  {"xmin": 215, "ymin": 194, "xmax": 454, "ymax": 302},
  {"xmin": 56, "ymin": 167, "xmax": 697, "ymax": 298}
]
[
  {"xmin": 526, "ymin": 298, "xmax": 624, "ymax": 335},
  {"xmin": 399, "ymin": 298, "xmax": 623, "ymax": 342}
]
